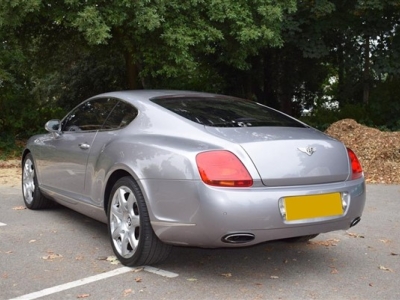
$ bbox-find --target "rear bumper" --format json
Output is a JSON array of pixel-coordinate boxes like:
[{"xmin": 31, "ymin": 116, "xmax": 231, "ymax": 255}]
[{"xmin": 142, "ymin": 178, "xmax": 366, "ymax": 247}]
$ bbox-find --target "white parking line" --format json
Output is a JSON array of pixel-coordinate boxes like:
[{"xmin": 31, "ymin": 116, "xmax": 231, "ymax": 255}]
[
  {"xmin": 144, "ymin": 266, "xmax": 179, "ymax": 278},
  {"xmin": 9, "ymin": 267, "xmax": 133, "ymax": 300},
  {"xmin": 0, "ymin": 222, "xmax": 6, "ymax": 226},
  {"xmin": 10, "ymin": 266, "xmax": 179, "ymax": 300}
]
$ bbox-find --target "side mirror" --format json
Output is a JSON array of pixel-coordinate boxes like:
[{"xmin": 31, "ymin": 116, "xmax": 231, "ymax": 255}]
[{"xmin": 45, "ymin": 119, "xmax": 61, "ymax": 137}]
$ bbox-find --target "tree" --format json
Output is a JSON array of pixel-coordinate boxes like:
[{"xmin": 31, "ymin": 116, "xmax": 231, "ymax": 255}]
[
  {"xmin": 0, "ymin": 0, "xmax": 296, "ymax": 87},
  {"xmin": 1, "ymin": 0, "xmax": 400, "ymax": 143},
  {"xmin": 272, "ymin": 0, "xmax": 400, "ymax": 112}
]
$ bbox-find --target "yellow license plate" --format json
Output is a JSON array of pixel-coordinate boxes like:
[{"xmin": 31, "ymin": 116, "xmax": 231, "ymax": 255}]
[{"xmin": 284, "ymin": 193, "xmax": 343, "ymax": 221}]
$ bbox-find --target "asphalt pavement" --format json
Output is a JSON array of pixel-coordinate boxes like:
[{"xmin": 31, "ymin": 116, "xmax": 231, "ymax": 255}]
[{"xmin": 0, "ymin": 184, "xmax": 399, "ymax": 300}]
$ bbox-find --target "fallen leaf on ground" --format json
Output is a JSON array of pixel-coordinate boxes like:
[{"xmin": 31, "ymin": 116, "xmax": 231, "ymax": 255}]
[
  {"xmin": 77, "ymin": 293, "xmax": 90, "ymax": 298},
  {"xmin": 309, "ymin": 239, "xmax": 340, "ymax": 247},
  {"xmin": 220, "ymin": 273, "xmax": 232, "ymax": 278},
  {"xmin": 187, "ymin": 278, "xmax": 197, "ymax": 282},
  {"xmin": 29, "ymin": 240, "xmax": 36, "ymax": 243},
  {"xmin": 346, "ymin": 232, "xmax": 364, "ymax": 238},
  {"xmin": 390, "ymin": 252, "xmax": 399, "ymax": 256},
  {"xmin": 378, "ymin": 265, "xmax": 393, "ymax": 272},
  {"xmin": 135, "ymin": 277, "xmax": 142, "ymax": 283},
  {"xmin": 331, "ymin": 268, "xmax": 339, "ymax": 274},
  {"xmin": 123, "ymin": 289, "xmax": 133, "ymax": 296},
  {"xmin": 12, "ymin": 206, "xmax": 26, "ymax": 210},
  {"xmin": 42, "ymin": 253, "xmax": 63, "ymax": 261},
  {"xmin": 379, "ymin": 239, "xmax": 391, "ymax": 244},
  {"xmin": 106, "ymin": 256, "xmax": 120, "ymax": 265}
]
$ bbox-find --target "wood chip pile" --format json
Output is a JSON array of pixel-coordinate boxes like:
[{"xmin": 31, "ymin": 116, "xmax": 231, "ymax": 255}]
[{"xmin": 325, "ymin": 119, "xmax": 400, "ymax": 184}]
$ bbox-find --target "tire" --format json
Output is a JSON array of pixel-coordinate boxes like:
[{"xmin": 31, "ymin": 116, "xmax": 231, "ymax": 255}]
[
  {"xmin": 283, "ymin": 234, "xmax": 319, "ymax": 243},
  {"xmin": 107, "ymin": 176, "xmax": 172, "ymax": 266},
  {"xmin": 22, "ymin": 153, "xmax": 53, "ymax": 209}
]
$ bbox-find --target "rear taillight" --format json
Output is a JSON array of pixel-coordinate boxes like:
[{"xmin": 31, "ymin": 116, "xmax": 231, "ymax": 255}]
[
  {"xmin": 347, "ymin": 148, "xmax": 363, "ymax": 180},
  {"xmin": 196, "ymin": 151, "xmax": 253, "ymax": 187}
]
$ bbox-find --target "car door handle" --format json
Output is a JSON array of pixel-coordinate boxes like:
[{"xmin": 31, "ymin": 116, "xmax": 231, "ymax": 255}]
[{"xmin": 79, "ymin": 143, "xmax": 90, "ymax": 150}]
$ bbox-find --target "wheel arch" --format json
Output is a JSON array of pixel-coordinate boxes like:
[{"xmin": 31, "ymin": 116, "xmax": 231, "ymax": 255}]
[
  {"xmin": 103, "ymin": 169, "xmax": 132, "ymax": 214},
  {"xmin": 21, "ymin": 149, "xmax": 31, "ymax": 166}
]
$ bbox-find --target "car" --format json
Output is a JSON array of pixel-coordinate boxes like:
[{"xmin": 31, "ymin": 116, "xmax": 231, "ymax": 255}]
[{"xmin": 22, "ymin": 90, "xmax": 366, "ymax": 266}]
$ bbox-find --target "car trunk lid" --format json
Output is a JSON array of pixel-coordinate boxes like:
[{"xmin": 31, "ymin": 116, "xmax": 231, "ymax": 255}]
[{"xmin": 205, "ymin": 127, "xmax": 350, "ymax": 186}]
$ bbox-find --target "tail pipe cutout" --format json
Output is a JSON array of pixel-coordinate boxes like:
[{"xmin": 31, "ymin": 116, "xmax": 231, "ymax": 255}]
[
  {"xmin": 222, "ymin": 233, "xmax": 255, "ymax": 244},
  {"xmin": 350, "ymin": 217, "xmax": 361, "ymax": 227}
]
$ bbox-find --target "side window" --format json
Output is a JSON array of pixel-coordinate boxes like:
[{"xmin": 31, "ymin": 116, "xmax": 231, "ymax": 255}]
[
  {"xmin": 103, "ymin": 101, "xmax": 138, "ymax": 130},
  {"xmin": 62, "ymin": 98, "xmax": 118, "ymax": 132}
]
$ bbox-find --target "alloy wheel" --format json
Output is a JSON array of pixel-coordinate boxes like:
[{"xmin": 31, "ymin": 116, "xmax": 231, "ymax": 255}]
[
  {"xmin": 109, "ymin": 186, "xmax": 140, "ymax": 258},
  {"xmin": 22, "ymin": 158, "xmax": 35, "ymax": 204}
]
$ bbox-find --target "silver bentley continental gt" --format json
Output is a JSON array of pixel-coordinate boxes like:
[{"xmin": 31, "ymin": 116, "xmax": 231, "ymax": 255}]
[{"xmin": 22, "ymin": 90, "xmax": 366, "ymax": 266}]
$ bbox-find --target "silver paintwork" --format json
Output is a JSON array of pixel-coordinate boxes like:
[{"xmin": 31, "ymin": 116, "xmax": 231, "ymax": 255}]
[{"xmin": 23, "ymin": 90, "xmax": 366, "ymax": 248}]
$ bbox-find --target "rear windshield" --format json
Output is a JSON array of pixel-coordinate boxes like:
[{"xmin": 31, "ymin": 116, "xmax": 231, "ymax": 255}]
[{"xmin": 151, "ymin": 96, "xmax": 306, "ymax": 128}]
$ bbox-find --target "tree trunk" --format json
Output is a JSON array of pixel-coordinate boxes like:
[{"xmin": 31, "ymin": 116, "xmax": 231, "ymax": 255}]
[
  {"xmin": 363, "ymin": 35, "xmax": 370, "ymax": 105},
  {"xmin": 337, "ymin": 43, "xmax": 345, "ymax": 105},
  {"xmin": 125, "ymin": 51, "xmax": 140, "ymax": 90},
  {"xmin": 281, "ymin": 93, "xmax": 293, "ymax": 115}
]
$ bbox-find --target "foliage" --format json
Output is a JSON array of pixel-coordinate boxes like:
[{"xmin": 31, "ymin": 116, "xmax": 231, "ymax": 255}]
[
  {"xmin": 1, "ymin": 0, "xmax": 400, "ymax": 157},
  {"xmin": 0, "ymin": 133, "xmax": 24, "ymax": 160},
  {"xmin": 301, "ymin": 80, "xmax": 400, "ymax": 131},
  {"xmin": 367, "ymin": 77, "xmax": 400, "ymax": 131}
]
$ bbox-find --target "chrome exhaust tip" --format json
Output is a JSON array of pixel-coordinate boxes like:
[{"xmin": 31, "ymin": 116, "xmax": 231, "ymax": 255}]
[
  {"xmin": 350, "ymin": 217, "xmax": 361, "ymax": 227},
  {"xmin": 222, "ymin": 233, "xmax": 255, "ymax": 244}
]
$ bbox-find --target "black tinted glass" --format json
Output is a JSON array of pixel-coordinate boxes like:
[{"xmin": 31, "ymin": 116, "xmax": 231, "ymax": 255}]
[
  {"xmin": 62, "ymin": 98, "xmax": 118, "ymax": 132},
  {"xmin": 151, "ymin": 97, "xmax": 305, "ymax": 128},
  {"xmin": 103, "ymin": 101, "xmax": 138, "ymax": 130}
]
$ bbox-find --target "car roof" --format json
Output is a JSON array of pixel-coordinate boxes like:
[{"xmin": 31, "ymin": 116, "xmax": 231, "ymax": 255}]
[{"xmin": 91, "ymin": 90, "xmax": 227, "ymax": 103}]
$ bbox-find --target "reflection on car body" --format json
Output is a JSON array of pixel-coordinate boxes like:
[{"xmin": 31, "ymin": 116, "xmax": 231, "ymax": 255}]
[{"xmin": 22, "ymin": 90, "xmax": 366, "ymax": 266}]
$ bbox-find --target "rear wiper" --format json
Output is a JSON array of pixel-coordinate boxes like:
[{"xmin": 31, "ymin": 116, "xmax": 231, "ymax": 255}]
[
  {"xmin": 206, "ymin": 118, "xmax": 257, "ymax": 127},
  {"xmin": 232, "ymin": 118, "xmax": 257, "ymax": 127},
  {"xmin": 206, "ymin": 122, "xmax": 236, "ymax": 127}
]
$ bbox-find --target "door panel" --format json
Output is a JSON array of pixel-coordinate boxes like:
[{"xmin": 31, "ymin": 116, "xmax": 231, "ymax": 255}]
[{"xmin": 38, "ymin": 132, "xmax": 97, "ymax": 195}]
